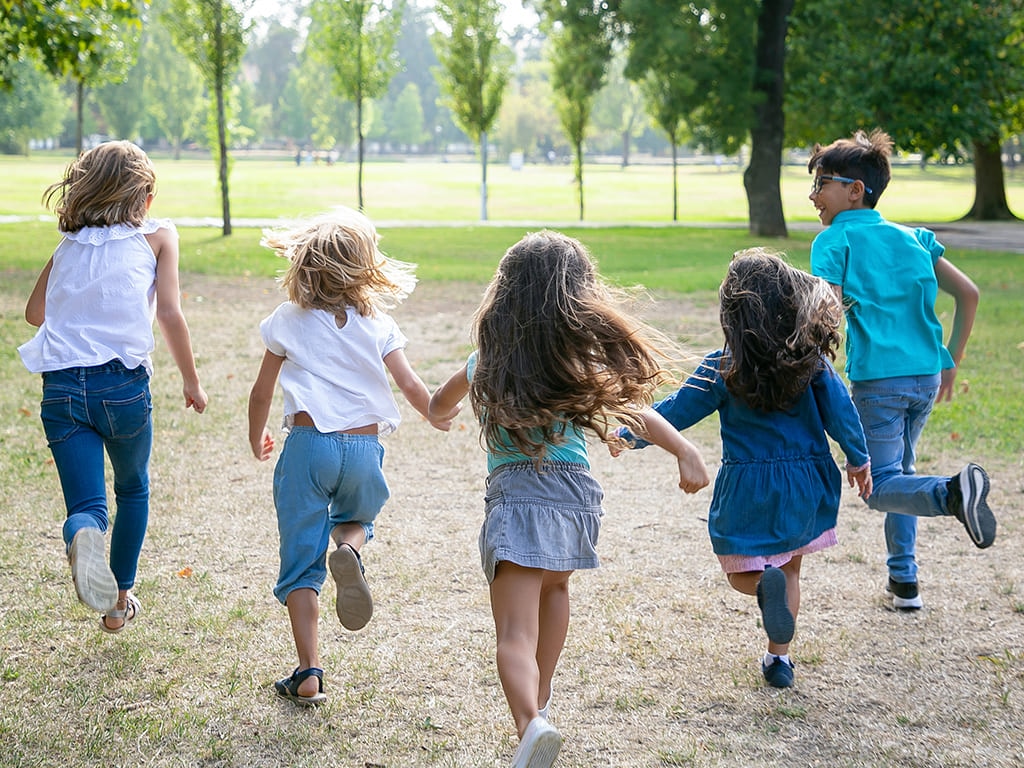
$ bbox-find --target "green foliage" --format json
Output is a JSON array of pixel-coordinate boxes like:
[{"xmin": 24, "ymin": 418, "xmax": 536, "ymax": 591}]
[
  {"xmin": 0, "ymin": 58, "xmax": 66, "ymax": 154},
  {"xmin": 431, "ymin": 0, "xmax": 511, "ymax": 144}
]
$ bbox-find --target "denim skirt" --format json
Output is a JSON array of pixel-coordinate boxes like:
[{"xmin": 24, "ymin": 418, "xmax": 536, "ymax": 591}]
[{"xmin": 479, "ymin": 460, "xmax": 604, "ymax": 583}]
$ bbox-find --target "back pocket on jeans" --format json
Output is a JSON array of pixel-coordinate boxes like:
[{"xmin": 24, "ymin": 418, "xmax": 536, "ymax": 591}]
[{"xmin": 102, "ymin": 390, "xmax": 152, "ymax": 439}]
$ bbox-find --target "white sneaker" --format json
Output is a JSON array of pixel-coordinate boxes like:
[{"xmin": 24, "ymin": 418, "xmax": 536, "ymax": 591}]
[
  {"xmin": 510, "ymin": 716, "xmax": 562, "ymax": 768},
  {"xmin": 68, "ymin": 528, "xmax": 117, "ymax": 612},
  {"xmin": 538, "ymin": 689, "xmax": 552, "ymax": 720}
]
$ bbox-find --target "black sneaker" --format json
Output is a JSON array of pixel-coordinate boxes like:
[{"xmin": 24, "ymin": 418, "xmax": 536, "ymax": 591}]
[
  {"xmin": 761, "ymin": 656, "xmax": 795, "ymax": 688},
  {"xmin": 947, "ymin": 463, "xmax": 997, "ymax": 548},
  {"xmin": 886, "ymin": 577, "xmax": 923, "ymax": 610},
  {"xmin": 756, "ymin": 566, "xmax": 794, "ymax": 644}
]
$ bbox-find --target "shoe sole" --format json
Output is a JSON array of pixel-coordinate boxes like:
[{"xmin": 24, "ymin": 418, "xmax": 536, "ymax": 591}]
[
  {"xmin": 515, "ymin": 726, "xmax": 562, "ymax": 768},
  {"xmin": 329, "ymin": 545, "xmax": 373, "ymax": 631},
  {"xmin": 69, "ymin": 528, "xmax": 118, "ymax": 612},
  {"xmin": 959, "ymin": 463, "xmax": 996, "ymax": 548},
  {"xmin": 757, "ymin": 568, "xmax": 795, "ymax": 645}
]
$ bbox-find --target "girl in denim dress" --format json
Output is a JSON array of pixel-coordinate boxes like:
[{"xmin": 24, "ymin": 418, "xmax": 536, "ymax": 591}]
[
  {"xmin": 616, "ymin": 249, "xmax": 873, "ymax": 689},
  {"xmin": 19, "ymin": 141, "xmax": 208, "ymax": 633},
  {"xmin": 429, "ymin": 230, "xmax": 709, "ymax": 768}
]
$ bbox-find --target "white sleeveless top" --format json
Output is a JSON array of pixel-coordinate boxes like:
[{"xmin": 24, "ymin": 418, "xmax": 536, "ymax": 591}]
[
  {"xmin": 260, "ymin": 302, "xmax": 408, "ymax": 436},
  {"xmin": 18, "ymin": 220, "xmax": 173, "ymax": 376}
]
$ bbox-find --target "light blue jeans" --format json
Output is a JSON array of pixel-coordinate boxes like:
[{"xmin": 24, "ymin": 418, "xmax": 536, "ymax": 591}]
[
  {"xmin": 851, "ymin": 374, "xmax": 949, "ymax": 583},
  {"xmin": 272, "ymin": 427, "xmax": 388, "ymax": 604},
  {"xmin": 40, "ymin": 361, "xmax": 153, "ymax": 591}
]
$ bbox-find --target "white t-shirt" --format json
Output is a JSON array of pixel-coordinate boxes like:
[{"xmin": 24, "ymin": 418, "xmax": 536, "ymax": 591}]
[
  {"xmin": 19, "ymin": 220, "xmax": 172, "ymax": 376},
  {"xmin": 260, "ymin": 302, "xmax": 408, "ymax": 436}
]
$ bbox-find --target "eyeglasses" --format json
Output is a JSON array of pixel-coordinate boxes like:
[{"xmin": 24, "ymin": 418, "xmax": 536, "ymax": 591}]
[{"xmin": 811, "ymin": 175, "xmax": 873, "ymax": 195}]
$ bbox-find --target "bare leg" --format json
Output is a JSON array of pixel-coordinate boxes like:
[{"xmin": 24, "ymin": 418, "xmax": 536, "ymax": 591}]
[
  {"xmin": 490, "ymin": 562, "xmax": 548, "ymax": 737},
  {"xmin": 536, "ymin": 570, "xmax": 571, "ymax": 712},
  {"xmin": 285, "ymin": 587, "xmax": 322, "ymax": 698},
  {"xmin": 331, "ymin": 521, "xmax": 366, "ymax": 552}
]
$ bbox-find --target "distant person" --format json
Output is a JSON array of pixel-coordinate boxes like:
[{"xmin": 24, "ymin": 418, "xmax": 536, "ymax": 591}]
[
  {"xmin": 613, "ymin": 249, "xmax": 872, "ymax": 688},
  {"xmin": 808, "ymin": 129, "xmax": 996, "ymax": 611},
  {"xmin": 247, "ymin": 208, "xmax": 456, "ymax": 707},
  {"xmin": 429, "ymin": 231, "xmax": 709, "ymax": 766},
  {"xmin": 19, "ymin": 140, "xmax": 208, "ymax": 633}
]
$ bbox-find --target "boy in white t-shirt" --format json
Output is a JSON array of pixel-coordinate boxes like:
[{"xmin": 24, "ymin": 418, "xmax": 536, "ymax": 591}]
[{"xmin": 247, "ymin": 208, "xmax": 458, "ymax": 706}]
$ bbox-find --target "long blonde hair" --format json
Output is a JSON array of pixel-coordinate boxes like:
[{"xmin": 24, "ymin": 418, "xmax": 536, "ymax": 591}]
[
  {"xmin": 43, "ymin": 141, "xmax": 156, "ymax": 232},
  {"xmin": 263, "ymin": 208, "xmax": 417, "ymax": 318}
]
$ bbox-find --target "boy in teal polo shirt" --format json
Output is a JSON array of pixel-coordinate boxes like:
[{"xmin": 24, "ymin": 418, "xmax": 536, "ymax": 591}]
[{"xmin": 807, "ymin": 128, "xmax": 997, "ymax": 610}]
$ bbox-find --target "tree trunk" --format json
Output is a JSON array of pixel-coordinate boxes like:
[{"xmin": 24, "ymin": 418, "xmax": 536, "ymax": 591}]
[
  {"xmin": 76, "ymin": 80, "xmax": 84, "ymax": 156},
  {"xmin": 621, "ymin": 129, "xmax": 630, "ymax": 168},
  {"xmin": 743, "ymin": 0, "xmax": 792, "ymax": 238},
  {"xmin": 480, "ymin": 130, "xmax": 489, "ymax": 221},
  {"xmin": 964, "ymin": 137, "xmax": 1018, "ymax": 220},
  {"xmin": 672, "ymin": 139, "xmax": 679, "ymax": 222},
  {"xmin": 216, "ymin": 77, "xmax": 231, "ymax": 236},
  {"xmin": 357, "ymin": 95, "xmax": 365, "ymax": 211},
  {"xmin": 575, "ymin": 138, "xmax": 584, "ymax": 221}
]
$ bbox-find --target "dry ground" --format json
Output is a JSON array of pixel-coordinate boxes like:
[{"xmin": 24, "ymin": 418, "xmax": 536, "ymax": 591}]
[{"xmin": 1, "ymin": 274, "xmax": 1022, "ymax": 768}]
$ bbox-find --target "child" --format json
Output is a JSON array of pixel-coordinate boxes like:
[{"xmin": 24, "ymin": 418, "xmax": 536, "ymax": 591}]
[
  {"xmin": 428, "ymin": 230, "xmax": 709, "ymax": 767},
  {"xmin": 808, "ymin": 129, "xmax": 997, "ymax": 611},
  {"xmin": 247, "ymin": 208, "xmax": 456, "ymax": 707},
  {"xmin": 19, "ymin": 140, "xmax": 208, "ymax": 633},
  {"xmin": 614, "ymin": 249, "xmax": 873, "ymax": 688}
]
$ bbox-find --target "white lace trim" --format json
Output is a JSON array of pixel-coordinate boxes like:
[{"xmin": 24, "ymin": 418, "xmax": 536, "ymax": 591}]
[{"xmin": 61, "ymin": 218, "xmax": 175, "ymax": 245}]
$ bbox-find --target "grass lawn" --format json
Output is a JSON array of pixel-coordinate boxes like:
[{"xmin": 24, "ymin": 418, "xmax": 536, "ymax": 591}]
[{"xmin": 0, "ymin": 158, "xmax": 1022, "ymax": 767}]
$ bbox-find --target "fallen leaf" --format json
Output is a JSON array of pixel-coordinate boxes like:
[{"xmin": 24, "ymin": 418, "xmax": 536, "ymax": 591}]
[{"xmin": 177, "ymin": 567, "xmax": 193, "ymax": 578}]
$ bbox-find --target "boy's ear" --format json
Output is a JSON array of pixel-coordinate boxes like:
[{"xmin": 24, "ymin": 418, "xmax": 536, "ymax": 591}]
[{"xmin": 850, "ymin": 180, "xmax": 867, "ymax": 202}]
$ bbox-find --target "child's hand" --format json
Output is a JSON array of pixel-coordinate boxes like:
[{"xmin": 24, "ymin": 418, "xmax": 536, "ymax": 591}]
[
  {"xmin": 607, "ymin": 426, "xmax": 629, "ymax": 457},
  {"xmin": 676, "ymin": 449, "xmax": 711, "ymax": 494},
  {"xmin": 185, "ymin": 383, "xmax": 208, "ymax": 413},
  {"xmin": 429, "ymin": 402, "xmax": 462, "ymax": 432},
  {"xmin": 847, "ymin": 461, "xmax": 872, "ymax": 499},
  {"xmin": 251, "ymin": 428, "xmax": 275, "ymax": 461}
]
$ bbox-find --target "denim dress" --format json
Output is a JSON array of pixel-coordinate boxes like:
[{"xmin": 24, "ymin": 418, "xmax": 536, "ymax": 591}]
[{"xmin": 630, "ymin": 351, "xmax": 869, "ymax": 557}]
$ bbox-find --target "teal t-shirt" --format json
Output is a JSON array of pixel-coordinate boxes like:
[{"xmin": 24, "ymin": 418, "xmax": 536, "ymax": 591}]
[
  {"xmin": 810, "ymin": 208, "xmax": 954, "ymax": 382},
  {"xmin": 467, "ymin": 351, "xmax": 589, "ymax": 473}
]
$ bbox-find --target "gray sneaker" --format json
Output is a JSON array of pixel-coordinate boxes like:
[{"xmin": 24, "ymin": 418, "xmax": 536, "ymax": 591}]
[
  {"xmin": 68, "ymin": 528, "xmax": 118, "ymax": 612},
  {"xmin": 947, "ymin": 463, "xmax": 996, "ymax": 548}
]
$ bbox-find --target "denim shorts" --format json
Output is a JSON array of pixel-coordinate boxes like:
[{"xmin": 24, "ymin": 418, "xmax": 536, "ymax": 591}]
[
  {"xmin": 272, "ymin": 427, "xmax": 388, "ymax": 603},
  {"xmin": 479, "ymin": 461, "xmax": 604, "ymax": 583}
]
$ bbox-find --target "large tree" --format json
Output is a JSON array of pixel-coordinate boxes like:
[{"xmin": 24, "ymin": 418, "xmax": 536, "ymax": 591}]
[
  {"xmin": 432, "ymin": 0, "xmax": 511, "ymax": 221},
  {"xmin": 542, "ymin": 0, "xmax": 613, "ymax": 221},
  {"xmin": 308, "ymin": 0, "xmax": 403, "ymax": 211},
  {"xmin": 164, "ymin": 0, "xmax": 249, "ymax": 235},
  {"xmin": 788, "ymin": 0, "xmax": 1024, "ymax": 221},
  {"xmin": 0, "ymin": 57, "xmax": 67, "ymax": 155}
]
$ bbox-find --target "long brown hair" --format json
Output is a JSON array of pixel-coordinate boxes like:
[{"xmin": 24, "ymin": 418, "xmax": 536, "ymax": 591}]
[{"xmin": 471, "ymin": 230, "xmax": 674, "ymax": 460}]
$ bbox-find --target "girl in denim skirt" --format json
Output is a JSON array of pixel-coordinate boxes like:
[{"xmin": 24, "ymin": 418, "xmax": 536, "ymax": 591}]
[
  {"xmin": 19, "ymin": 141, "xmax": 208, "ymax": 633},
  {"xmin": 247, "ymin": 208, "xmax": 457, "ymax": 707},
  {"xmin": 615, "ymin": 249, "xmax": 872, "ymax": 689},
  {"xmin": 429, "ymin": 230, "xmax": 709, "ymax": 768}
]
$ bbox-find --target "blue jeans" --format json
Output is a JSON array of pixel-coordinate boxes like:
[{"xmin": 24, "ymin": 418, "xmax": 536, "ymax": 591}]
[
  {"xmin": 40, "ymin": 361, "xmax": 153, "ymax": 591},
  {"xmin": 851, "ymin": 374, "xmax": 949, "ymax": 583},
  {"xmin": 272, "ymin": 428, "xmax": 388, "ymax": 604}
]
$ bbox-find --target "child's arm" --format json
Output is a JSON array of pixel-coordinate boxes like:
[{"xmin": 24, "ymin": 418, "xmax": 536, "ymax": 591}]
[
  {"xmin": 846, "ymin": 460, "xmax": 873, "ymax": 500},
  {"xmin": 24, "ymin": 257, "xmax": 53, "ymax": 327},
  {"xmin": 149, "ymin": 228, "xmax": 207, "ymax": 413},
  {"xmin": 247, "ymin": 350, "xmax": 284, "ymax": 461},
  {"xmin": 428, "ymin": 364, "xmax": 470, "ymax": 424},
  {"xmin": 384, "ymin": 348, "xmax": 458, "ymax": 431},
  {"xmin": 624, "ymin": 408, "xmax": 711, "ymax": 494},
  {"xmin": 934, "ymin": 257, "xmax": 979, "ymax": 403}
]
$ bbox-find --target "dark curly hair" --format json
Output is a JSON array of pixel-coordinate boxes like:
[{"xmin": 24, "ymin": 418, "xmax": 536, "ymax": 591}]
[
  {"xmin": 719, "ymin": 248, "xmax": 842, "ymax": 412},
  {"xmin": 471, "ymin": 230, "xmax": 674, "ymax": 461}
]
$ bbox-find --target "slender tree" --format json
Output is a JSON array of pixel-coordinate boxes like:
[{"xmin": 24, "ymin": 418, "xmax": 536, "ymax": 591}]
[
  {"xmin": 164, "ymin": 0, "xmax": 249, "ymax": 235},
  {"xmin": 432, "ymin": 0, "xmax": 511, "ymax": 221},
  {"xmin": 542, "ymin": 0, "xmax": 613, "ymax": 221},
  {"xmin": 308, "ymin": 0, "xmax": 403, "ymax": 211}
]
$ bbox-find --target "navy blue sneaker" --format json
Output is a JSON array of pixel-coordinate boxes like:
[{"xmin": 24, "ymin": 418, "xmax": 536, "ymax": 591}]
[
  {"xmin": 756, "ymin": 566, "xmax": 794, "ymax": 644},
  {"xmin": 761, "ymin": 656, "xmax": 795, "ymax": 688}
]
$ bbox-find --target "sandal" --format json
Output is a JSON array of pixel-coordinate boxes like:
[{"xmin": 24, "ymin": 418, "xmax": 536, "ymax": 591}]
[
  {"xmin": 329, "ymin": 542, "xmax": 373, "ymax": 631},
  {"xmin": 275, "ymin": 667, "xmax": 327, "ymax": 707},
  {"xmin": 99, "ymin": 592, "xmax": 141, "ymax": 634}
]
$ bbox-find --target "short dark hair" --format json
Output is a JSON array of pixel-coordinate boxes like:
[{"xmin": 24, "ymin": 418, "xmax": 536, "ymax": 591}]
[{"xmin": 807, "ymin": 128, "xmax": 893, "ymax": 208}]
